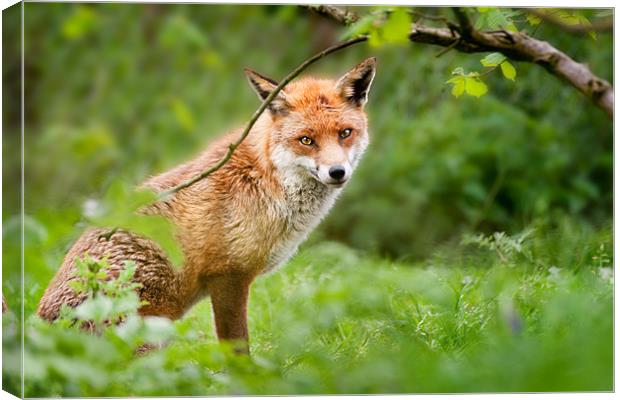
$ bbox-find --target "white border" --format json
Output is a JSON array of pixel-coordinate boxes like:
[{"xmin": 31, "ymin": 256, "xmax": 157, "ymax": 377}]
[{"xmin": 0, "ymin": 2, "xmax": 616, "ymax": 400}]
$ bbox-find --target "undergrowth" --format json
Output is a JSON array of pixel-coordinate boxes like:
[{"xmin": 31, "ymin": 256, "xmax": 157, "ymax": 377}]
[{"xmin": 2, "ymin": 221, "xmax": 613, "ymax": 396}]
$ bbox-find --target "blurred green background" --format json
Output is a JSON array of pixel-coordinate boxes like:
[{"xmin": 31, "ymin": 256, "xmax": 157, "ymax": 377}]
[{"xmin": 2, "ymin": 4, "xmax": 613, "ymax": 396}]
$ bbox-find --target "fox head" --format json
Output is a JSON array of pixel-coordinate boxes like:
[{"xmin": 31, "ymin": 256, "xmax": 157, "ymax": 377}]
[{"xmin": 245, "ymin": 58, "xmax": 376, "ymax": 188}]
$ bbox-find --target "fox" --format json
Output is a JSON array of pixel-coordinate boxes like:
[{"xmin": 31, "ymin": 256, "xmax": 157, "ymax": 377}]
[{"xmin": 37, "ymin": 57, "xmax": 377, "ymax": 353}]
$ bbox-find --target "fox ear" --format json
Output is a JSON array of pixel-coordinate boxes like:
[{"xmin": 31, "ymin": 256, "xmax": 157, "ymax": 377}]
[
  {"xmin": 335, "ymin": 57, "xmax": 377, "ymax": 108},
  {"xmin": 244, "ymin": 68, "xmax": 289, "ymax": 115}
]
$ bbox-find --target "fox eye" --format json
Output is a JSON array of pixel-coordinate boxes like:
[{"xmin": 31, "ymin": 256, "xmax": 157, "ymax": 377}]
[
  {"xmin": 300, "ymin": 136, "xmax": 314, "ymax": 146},
  {"xmin": 339, "ymin": 128, "xmax": 353, "ymax": 139}
]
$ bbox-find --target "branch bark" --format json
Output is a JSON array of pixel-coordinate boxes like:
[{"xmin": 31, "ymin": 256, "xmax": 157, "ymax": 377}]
[
  {"xmin": 159, "ymin": 36, "xmax": 368, "ymax": 198},
  {"xmin": 307, "ymin": 5, "xmax": 613, "ymax": 118}
]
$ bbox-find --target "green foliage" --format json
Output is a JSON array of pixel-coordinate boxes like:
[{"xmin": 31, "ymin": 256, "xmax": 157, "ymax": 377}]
[
  {"xmin": 479, "ymin": 52, "xmax": 516, "ymax": 81},
  {"xmin": 461, "ymin": 229, "xmax": 534, "ymax": 265},
  {"xmin": 473, "ymin": 7, "xmax": 601, "ymax": 39},
  {"xmin": 447, "ymin": 68, "xmax": 488, "ymax": 98},
  {"xmin": 525, "ymin": 13, "xmax": 542, "ymax": 26},
  {"xmin": 368, "ymin": 9, "xmax": 412, "ymax": 47},
  {"xmin": 500, "ymin": 61, "xmax": 516, "ymax": 81},
  {"xmin": 474, "ymin": 8, "xmax": 519, "ymax": 31},
  {"xmin": 448, "ymin": 53, "xmax": 516, "ymax": 99},
  {"xmin": 62, "ymin": 257, "xmax": 144, "ymax": 331},
  {"xmin": 340, "ymin": 14, "xmax": 375, "ymax": 40},
  {"xmin": 537, "ymin": 9, "xmax": 598, "ymax": 39},
  {"xmin": 2, "ymin": 225, "xmax": 612, "ymax": 396},
  {"xmin": 446, "ymin": 7, "xmax": 608, "ymax": 98},
  {"xmin": 480, "ymin": 52, "xmax": 507, "ymax": 67},
  {"xmin": 2, "ymin": 254, "xmax": 177, "ymax": 396},
  {"xmin": 343, "ymin": 7, "xmax": 412, "ymax": 47}
]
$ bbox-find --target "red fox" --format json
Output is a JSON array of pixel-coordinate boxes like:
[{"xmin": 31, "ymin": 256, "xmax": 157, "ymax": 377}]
[{"xmin": 37, "ymin": 58, "xmax": 377, "ymax": 353}]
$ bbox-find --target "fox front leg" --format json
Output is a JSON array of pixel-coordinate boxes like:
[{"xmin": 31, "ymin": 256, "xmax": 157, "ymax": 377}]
[{"xmin": 206, "ymin": 273, "xmax": 253, "ymax": 354}]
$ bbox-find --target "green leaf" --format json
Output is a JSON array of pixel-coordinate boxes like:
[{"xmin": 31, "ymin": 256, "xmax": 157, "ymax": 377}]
[
  {"xmin": 500, "ymin": 61, "xmax": 517, "ymax": 81},
  {"xmin": 547, "ymin": 10, "xmax": 597, "ymax": 40},
  {"xmin": 588, "ymin": 30, "xmax": 597, "ymax": 40},
  {"xmin": 451, "ymin": 67, "xmax": 465, "ymax": 76},
  {"xmin": 464, "ymin": 77, "xmax": 488, "ymax": 97},
  {"xmin": 381, "ymin": 9, "xmax": 412, "ymax": 45},
  {"xmin": 526, "ymin": 13, "xmax": 542, "ymax": 26},
  {"xmin": 340, "ymin": 14, "xmax": 376, "ymax": 40},
  {"xmin": 111, "ymin": 293, "xmax": 141, "ymax": 317},
  {"xmin": 475, "ymin": 8, "xmax": 516, "ymax": 31},
  {"xmin": 447, "ymin": 76, "xmax": 466, "ymax": 97},
  {"xmin": 142, "ymin": 316, "xmax": 175, "ymax": 343},
  {"xmin": 480, "ymin": 52, "xmax": 507, "ymax": 67},
  {"xmin": 554, "ymin": 10, "xmax": 581, "ymax": 25},
  {"xmin": 447, "ymin": 69, "xmax": 488, "ymax": 98},
  {"xmin": 452, "ymin": 80, "xmax": 466, "ymax": 98},
  {"xmin": 96, "ymin": 271, "xmax": 108, "ymax": 281},
  {"xmin": 118, "ymin": 261, "xmax": 137, "ymax": 282},
  {"xmin": 368, "ymin": 29, "xmax": 383, "ymax": 48},
  {"xmin": 576, "ymin": 14, "xmax": 596, "ymax": 40},
  {"xmin": 75, "ymin": 296, "xmax": 113, "ymax": 324},
  {"xmin": 365, "ymin": 9, "xmax": 411, "ymax": 47},
  {"xmin": 506, "ymin": 23, "xmax": 519, "ymax": 32},
  {"xmin": 68, "ymin": 281, "xmax": 86, "ymax": 294}
]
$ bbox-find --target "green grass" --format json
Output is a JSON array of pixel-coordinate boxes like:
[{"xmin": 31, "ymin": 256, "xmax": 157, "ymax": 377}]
[{"xmin": 3, "ymin": 222, "xmax": 613, "ymax": 396}]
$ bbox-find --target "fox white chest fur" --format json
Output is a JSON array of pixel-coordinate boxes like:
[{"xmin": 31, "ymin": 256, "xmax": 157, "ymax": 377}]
[{"xmin": 263, "ymin": 169, "xmax": 341, "ymax": 272}]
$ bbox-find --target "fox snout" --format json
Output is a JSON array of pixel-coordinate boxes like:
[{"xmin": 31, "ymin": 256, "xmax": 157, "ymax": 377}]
[{"xmin": 317, "ymin": 163, "xmax": 351, "ymax": 187}]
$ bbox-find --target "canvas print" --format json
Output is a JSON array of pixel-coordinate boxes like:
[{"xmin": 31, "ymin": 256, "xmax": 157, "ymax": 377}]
[{"xmin": 1, "ymin": 3, "xmax": 613, "ymax": 397}]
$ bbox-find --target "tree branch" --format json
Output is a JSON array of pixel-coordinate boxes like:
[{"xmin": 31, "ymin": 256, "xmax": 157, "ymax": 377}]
[
  {"xmin": 310, "ymin": 5, "xmax": 613, "ymax": 118},
  {"xmin": 158, "ymin": 36, "xmax": 368, "ymax": 198}
]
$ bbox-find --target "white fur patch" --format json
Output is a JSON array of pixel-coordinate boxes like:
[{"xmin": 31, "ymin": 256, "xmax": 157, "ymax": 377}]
[
  {"xmin": 265, "ymin": 144, "xmax": 341, "ymax": 272},
  {"xmin": 264, "ymin": 131, "xmax": 369, "ymax": 273}
]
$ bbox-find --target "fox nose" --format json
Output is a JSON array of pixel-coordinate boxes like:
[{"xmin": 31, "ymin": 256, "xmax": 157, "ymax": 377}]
[{"xmin": 329, "ymin": 165, "xmax": 346, "ymax": 181}]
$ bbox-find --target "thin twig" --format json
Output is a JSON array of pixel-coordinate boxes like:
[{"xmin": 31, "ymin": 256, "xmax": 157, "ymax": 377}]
[
  {"xmin": 158, "ymin": 36, "xmax": 368, "ymax": 199},
  {"xmin": 479, "ymin": 66, "xmax": 499, "ymax": 77},
  {"xmin": 434, "ymin": 38, "xmax": 459, "ymax": 57}
]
